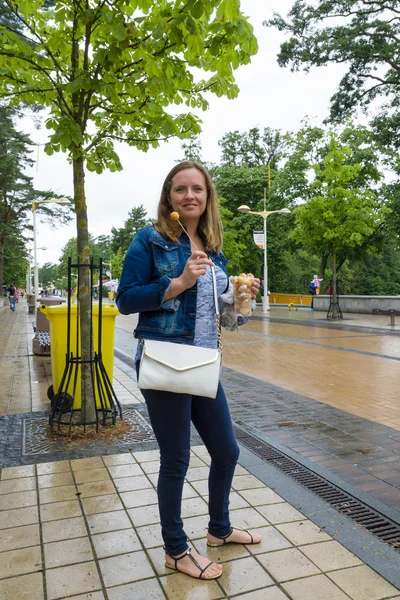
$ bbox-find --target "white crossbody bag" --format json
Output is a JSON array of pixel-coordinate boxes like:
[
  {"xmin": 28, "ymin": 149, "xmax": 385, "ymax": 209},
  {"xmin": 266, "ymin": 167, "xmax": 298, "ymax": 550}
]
[{"xmin": 138, "ymin": 265, "xmax": 221, "ymax": 399}]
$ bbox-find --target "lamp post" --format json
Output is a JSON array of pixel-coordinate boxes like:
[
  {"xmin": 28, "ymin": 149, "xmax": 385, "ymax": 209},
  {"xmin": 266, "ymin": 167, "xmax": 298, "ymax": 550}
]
[
  {"xmin": 238, "ymin": 188, "xmax": 291, "ymax": 314},
  {"xmin": 27, "ymin": 247, "xmax": 46, "ymax": 294},
  {"xmin": 32, "ymin": 198, "xmax": 70, "ymax": 308}
]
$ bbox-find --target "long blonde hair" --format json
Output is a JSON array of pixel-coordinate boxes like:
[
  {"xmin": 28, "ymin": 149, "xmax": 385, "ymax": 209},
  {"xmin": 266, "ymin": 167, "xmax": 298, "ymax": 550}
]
[{"xmin": 154, "ymin": 161, "xmax": 223, "ymax": 253}]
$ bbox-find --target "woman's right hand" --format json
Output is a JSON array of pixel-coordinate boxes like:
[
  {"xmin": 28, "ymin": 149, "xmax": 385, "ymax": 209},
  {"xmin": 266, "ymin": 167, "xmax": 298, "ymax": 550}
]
[{"xmin": 178, "ymin": 251, "xmax": 214, "ymax": 290}]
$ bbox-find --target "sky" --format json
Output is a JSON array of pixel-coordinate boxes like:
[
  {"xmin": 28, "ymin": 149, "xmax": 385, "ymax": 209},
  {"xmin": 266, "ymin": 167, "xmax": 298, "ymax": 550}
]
[{"xmin": 22, "ymin": 0, "xmax": 347, "ymax": 267}]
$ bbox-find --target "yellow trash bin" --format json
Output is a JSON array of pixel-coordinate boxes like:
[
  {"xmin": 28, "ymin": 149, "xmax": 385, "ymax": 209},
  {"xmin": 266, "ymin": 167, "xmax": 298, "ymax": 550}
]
[
  {"xmin": 39, "ymin": 303, "xmax": 119, "ymax": 409},
  {"xmin": 108, "ymin": 291, "xmax": 115, "ymax": 300}
]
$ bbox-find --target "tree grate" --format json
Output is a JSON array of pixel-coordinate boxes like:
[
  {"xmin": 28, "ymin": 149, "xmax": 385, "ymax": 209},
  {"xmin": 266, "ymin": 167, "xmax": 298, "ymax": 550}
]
[{"xmin": 233, "ymin": 424, "xmax": 400, "ymax": 551}]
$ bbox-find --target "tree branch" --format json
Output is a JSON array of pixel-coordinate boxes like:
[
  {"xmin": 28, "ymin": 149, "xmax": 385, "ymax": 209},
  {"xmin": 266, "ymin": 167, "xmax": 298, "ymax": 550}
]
[
  {"xmin": 359, "ymin": 73, "xmax": 400, "ymax": 86},
  {"xmin": 105, "ymin": 130, "xmax": 193, "ymax": 144}
]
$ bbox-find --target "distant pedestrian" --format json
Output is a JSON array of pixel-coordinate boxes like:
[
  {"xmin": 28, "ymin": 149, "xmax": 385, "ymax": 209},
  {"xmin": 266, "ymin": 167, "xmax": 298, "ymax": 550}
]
[
  {"xmin": 7, "ymin": 284, "xmax": 16, "ymax": 311},
  {"xmin": 308, "ymin": 275, "xmax": 322, "ymax": 310}
]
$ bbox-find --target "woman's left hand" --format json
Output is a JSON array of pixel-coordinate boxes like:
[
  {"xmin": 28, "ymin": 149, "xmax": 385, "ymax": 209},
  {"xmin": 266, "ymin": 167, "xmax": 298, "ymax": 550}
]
[{"xmin": 251, "ymin": 278, "xmax": 260, "ymax": 300}]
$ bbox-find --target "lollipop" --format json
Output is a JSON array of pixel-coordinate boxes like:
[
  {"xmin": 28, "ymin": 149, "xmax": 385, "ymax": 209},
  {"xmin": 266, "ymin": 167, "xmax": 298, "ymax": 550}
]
[{"xmin": 169, "ymin": 211, "xmax": 200, "ymax": 251}]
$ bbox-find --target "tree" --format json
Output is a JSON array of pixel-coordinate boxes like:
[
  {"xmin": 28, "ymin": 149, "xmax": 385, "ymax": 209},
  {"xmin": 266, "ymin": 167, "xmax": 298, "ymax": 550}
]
[
  {"xmin": 0, "ymin": 106, "xmax": 71, "ymax": 293},
  {"xmin": 290, "ymin": 134, "xmax": 388, "ymax": 317},
  {"xmin": 212, "ymin": 128, "xmax": 294, "ymax": 284},
  {"xmin": 197, "ymin": 127, "xmax": 292, "ymax": 282},
  {"xmin": 58, "ymin": 234, "xmax": 113, "ymax": 281},
  {"xmin": 266, "ymin": 1, "xmax": 400, "ymax": 125},
  {"xmin": 213, "ymin": 165, "xmax": 270, "ymax": 277},
  {"xmin": 93, "ymin": 235, "xmax": 112, "ymax": 264},
  {"xmin": 274, "ymin": 121, "xmax": 385, "ymax": 281},
  {"xmin": 179, "ymin": 136, "xmax": 204, "ymax": 162},
  {"xmin": 38, "ymin": 262, "xmax": 59, "ymax": 288},
  {"xmin": 2, "ymin": 229, "xmax": 27, "ymax": 289},
  {"xmin": 111, "ymin": 248, "xmax": 125, "ymax": 281},
  {"xmin": 111, "ymin": 206, "xmax": 151, "ymax": 255},
  {"xmin": 219, "ymin": 127, "xmax": 286, "ymax": 168},
  {"xmin": 351, "ymin": 244, "xmax": 400, "ymax": 295},
  {"xmin": 0, "ymin": 0, "xmax": 258, "ymax": 422},
  {"xmin": 211, "ymin": 123, "xmax": 387, "ymax": 293}
]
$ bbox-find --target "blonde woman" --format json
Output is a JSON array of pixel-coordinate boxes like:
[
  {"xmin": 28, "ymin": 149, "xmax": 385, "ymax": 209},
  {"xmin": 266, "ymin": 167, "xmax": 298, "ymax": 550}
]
[{"xmin": 117, "ymin": 161, "xmax": 261, "ymax": 580}]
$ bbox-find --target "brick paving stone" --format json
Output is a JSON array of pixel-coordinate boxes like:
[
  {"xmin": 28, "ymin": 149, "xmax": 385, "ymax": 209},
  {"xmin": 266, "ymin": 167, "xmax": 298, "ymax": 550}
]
[
  {"xmin": 1, "ymin": 304, "xmax": 400, "ymax": 597},
  {"xmin": 220, "ymin": 366, "xmax": 400, "ymax": 513}
]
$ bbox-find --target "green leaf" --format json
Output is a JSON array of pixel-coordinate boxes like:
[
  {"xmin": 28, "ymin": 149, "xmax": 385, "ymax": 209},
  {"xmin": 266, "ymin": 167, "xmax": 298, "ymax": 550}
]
[
  {"xmin": 113, "ymin": 22, "xmax": 127, "ymax": 41},
  {"xmin": 191, "ymin": 1, "xmax": 204, "ymax": 19},
  {"xmin": 216, "ymin": 0, "xmax": 240, "ymax": 22}
]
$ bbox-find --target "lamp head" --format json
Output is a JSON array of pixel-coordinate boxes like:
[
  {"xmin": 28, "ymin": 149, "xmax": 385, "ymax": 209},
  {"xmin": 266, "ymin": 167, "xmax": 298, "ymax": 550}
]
[
  {"xmin": 278, "ymin": 208, "xmax": 291, "ymax": 215},
  {"xmin": 238, "ymin": 205, "xmax": 251, "ymax": 214},
  {"xmin": 54, "ymin": 198, "xmax": 71, "ymax": 206},
  {"xmin": 32, "ymin": 197, "xmax": 71, "ymax": 210}
]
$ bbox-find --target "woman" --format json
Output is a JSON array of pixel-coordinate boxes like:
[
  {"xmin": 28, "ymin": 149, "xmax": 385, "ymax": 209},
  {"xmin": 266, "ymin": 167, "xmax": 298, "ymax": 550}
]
[
  {"xmin": 117, "ymin": 161, "xmax": 261, "ymax": 580},
  {"xmin": 309, "ymin": 274, "xmax": 322, "ymax": 310},
  {"xmin": 8, "ymin": 283, "xmax": 16, "ymax": 311}
]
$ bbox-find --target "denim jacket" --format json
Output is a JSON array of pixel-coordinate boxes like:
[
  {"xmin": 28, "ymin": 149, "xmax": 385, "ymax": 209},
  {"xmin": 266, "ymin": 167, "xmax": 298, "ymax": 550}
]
[{"xmin": 116, "ymin": 225, "xmax": 229, "ymax": 344}]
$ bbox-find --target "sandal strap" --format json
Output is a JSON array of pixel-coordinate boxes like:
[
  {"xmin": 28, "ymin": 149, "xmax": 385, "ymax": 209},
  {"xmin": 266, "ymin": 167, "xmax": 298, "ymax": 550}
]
[
  {"xmin": 211, "ymin": 527, "xmax": 254, "ymax": 544},
  {"xmin": 200, "ymin": 561, "xmax": 216, "ymax": 578},
  {"xmin": 164, "ymin": 546, "xmax": 190, "ymax": 570},
  {"xmin": 171, "ymin": 547, "xmax": 216, "ymax": 579},
  {"xmin": 208, "ymin": 527, "xmax": 233, "ymax": 543},
  {"xmin": 185, "ymin": 549, "xmax": 210, "ymax": 579},
  {"xmin": 165, "ymin": 547, "xmax": 213, "ymax": 579},
  {"xmin": 233, "ymin": 527, "xmax": 254, "ymax": 544}
]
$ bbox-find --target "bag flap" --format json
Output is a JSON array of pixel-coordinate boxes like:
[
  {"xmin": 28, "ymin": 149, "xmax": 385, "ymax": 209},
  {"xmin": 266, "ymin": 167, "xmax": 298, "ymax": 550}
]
[{"xmin": 142, "ymin": 340, "xmax": 220, "ymax": 372}]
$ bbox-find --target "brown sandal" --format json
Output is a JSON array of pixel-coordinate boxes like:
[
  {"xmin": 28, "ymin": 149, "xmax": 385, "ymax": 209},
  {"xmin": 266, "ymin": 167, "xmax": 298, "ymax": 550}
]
[
  {"xmin": 207, "ymin": 527, "xmax": 259, "ymax": 547},
  {"xmin": 164, "ymin": 547, "xmax": 222, "ymax": 580}
]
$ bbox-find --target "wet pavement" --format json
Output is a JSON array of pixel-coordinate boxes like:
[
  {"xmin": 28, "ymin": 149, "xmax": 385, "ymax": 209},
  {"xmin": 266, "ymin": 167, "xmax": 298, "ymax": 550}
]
[
  {"xmin": 114, "ymin": 308, "xmax": 400, "ymax": 513},
  {"xmin": 1, "ymin": 300, "xmax": 400, "ymax": 598}
]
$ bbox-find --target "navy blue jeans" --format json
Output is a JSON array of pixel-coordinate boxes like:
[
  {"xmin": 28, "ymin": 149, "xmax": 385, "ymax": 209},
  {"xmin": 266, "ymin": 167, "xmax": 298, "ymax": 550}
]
[{"xmin": 140, "ymin": 382, "xmax": 240, "ymax": 556}]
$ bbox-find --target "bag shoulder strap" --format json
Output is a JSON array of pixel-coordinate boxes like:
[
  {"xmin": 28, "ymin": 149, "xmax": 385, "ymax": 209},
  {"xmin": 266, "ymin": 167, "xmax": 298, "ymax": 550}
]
[
  {"xmin": 210, "ymin": 265, "xmax": 219, "ymax": 317},
  {"xmin": 209, "ymin": 264, "xmax": 222, "ymax": 351}
]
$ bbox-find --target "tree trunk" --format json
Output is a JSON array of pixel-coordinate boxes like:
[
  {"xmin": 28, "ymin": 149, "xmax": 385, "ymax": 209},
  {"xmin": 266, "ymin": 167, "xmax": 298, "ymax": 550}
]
[
  {"xmin": 0, "ymin": 236, "xmax": 4, "ymax": 293},
  {"xmin": 331, "ymin": 247, "xmax": 338, "ymax": 319},
  {"xmin": 73, "ymin": 156, "xmax": 96, "ymax": 423},
  {"xmin": 319, "ymin": 254, "xmax": 328, "ymax": 283}
]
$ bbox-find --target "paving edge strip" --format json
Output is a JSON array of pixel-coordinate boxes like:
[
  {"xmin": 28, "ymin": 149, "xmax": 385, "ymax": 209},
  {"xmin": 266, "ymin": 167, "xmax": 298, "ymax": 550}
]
[
  {"xmin": 114, "ymin": 347, "xmax": 137, "ymax": 370},
  {"xmin": 253, "ymin": 314, "xmax": 400, "ymax": 336},
  {"xmin": 237, "ymin": 434, "xmax": 400, "ymax": 591}
]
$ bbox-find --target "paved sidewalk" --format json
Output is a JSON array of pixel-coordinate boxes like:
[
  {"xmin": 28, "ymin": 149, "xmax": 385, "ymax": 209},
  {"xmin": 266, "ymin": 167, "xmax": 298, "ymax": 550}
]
[
  {"xmin": 114, "ymin": 307, "xmax": 400, "ymax": 513},
  {"xmin": 1, "ymin": 447, "xmax": 400, "ymax": 600},
  {"xmin": 1, "ymin": 302, "xmax": 400, "ymax": 598},
  {"xmin": 0, "ymin": 300, "xmax": 143, "ymax": 416}
]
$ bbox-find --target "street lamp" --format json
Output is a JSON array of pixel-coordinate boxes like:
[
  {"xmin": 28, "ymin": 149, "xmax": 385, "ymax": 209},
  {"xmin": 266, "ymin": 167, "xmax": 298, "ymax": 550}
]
[
  {"xmin": 238, "ymin": 188, "xmax": 291, "ymax": 314},
  {"xmin": 32, "ymin": 198, "xmax": 70, "ymax": 308}
]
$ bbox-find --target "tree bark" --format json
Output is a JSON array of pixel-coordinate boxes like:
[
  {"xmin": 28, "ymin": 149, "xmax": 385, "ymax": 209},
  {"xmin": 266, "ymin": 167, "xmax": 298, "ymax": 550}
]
[
  {"xmin": 331, "ymin": 247, "xmax": 338, "ymax": 319},
  {"xmin": 73, "ymin": 156, "xmax": 96, "ymax": 423},
  {"xmin": 319, "ymin": 254, "xmax": 328, "ymax": 283},
  {"xmin": 0, "ymin": 236, "xmax": 4, "ymax": 293}
]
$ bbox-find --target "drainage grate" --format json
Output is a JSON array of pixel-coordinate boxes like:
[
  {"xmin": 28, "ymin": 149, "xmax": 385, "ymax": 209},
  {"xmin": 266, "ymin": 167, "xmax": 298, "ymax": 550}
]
[{"xmin": 233, "ymin": 424, "xmax": 400, "ymax": 550}]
